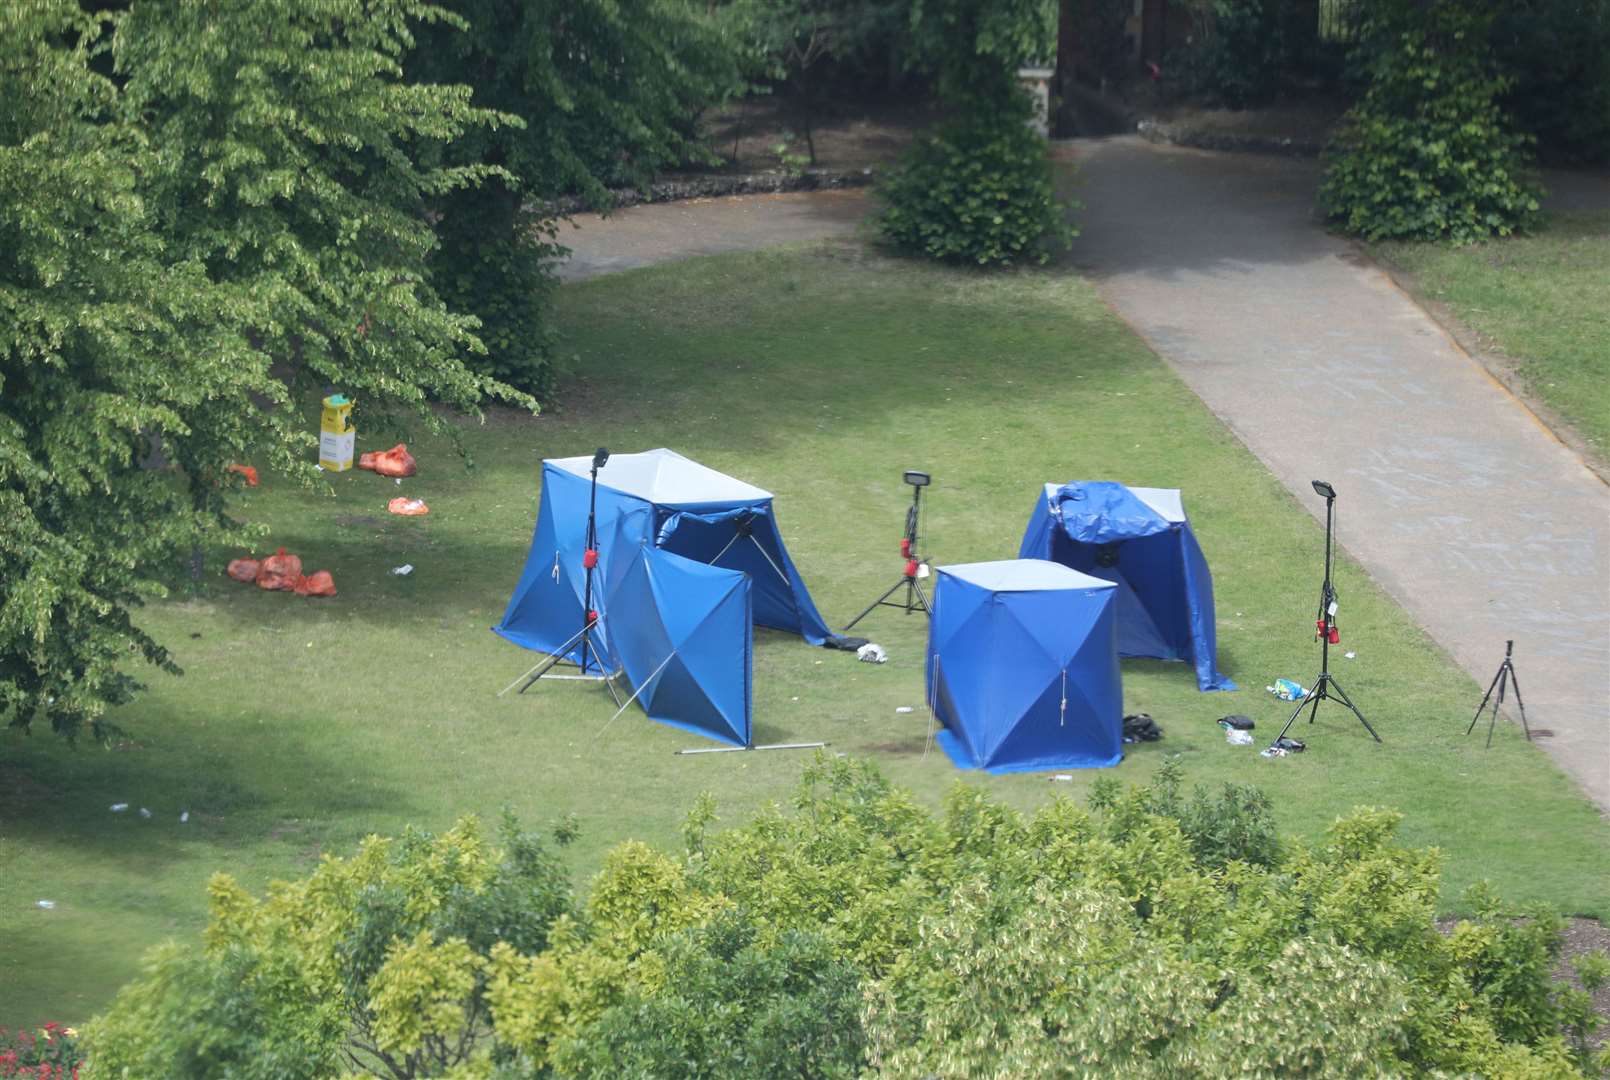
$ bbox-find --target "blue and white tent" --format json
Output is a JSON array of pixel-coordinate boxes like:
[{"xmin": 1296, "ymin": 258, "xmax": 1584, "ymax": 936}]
[
  {"xmin": 927, "ymin": 560, "xmax": 1123, "ymax": 773},
  {"xmin": 1018, "ymin": 481, "xmax": 1234, "ymax": 692},
  {"xmin": 495, "ymin": 449, "xmax": 833, "ymax": 746}
]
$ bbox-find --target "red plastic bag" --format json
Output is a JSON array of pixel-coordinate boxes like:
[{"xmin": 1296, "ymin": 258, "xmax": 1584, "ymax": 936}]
[
  {"xmin": 387, "ymin": 497, "xmax": 429, "ymax": 516},
  {"xmin": 227, "ymin": 464, "xmax": 259, "ymax": 487},
  {"xmin": 226, "ymin": 558, "xmax": 260, "ymax": 583},
  {"xmin": 256, "ymin": 548, "xmax": 303, "ymax": 591},
  {"xmin": 358, "ymin": 443, "xmax": 416, "ymax": 478},
  {"xmin": 294, "ymin": 570, "xmax": 337, "ymax": 597}
]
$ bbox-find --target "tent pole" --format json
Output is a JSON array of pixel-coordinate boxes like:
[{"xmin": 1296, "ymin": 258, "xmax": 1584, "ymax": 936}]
[
  {"xmin": 746, "ymin": 535, "xmax": 790, "ymax": 585},
  {"xmin": 599, "ymin": 650, "xmax": 678, "ymax": 733},
  {"xmin": 675, "ymin": 742, "xmax": 828, "ymax": 755}
]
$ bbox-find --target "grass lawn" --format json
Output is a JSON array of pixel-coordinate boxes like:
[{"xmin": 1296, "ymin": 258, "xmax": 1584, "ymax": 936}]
[
  {"xmin": 4, "ymin": 242, "xmax": 1608, "ymax": 1028},
  {"xmin": 1373, "ymin": 211, "xmax": 1610, "ymax": 461}
]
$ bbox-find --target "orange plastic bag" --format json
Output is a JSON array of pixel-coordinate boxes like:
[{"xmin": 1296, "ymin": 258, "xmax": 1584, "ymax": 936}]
[
  {"xmin": 387, "ymin": 497, "xmax": 429, "ymax": 516},
  {"xmin": 227, "ymin": 464, "xmax": 259, "ymax": 487},
  {"xmin": 226, "ymin": 558, "xmax": 260, "ymax": 583},
  {"xmin": 358, "ymin": 443, "xmax": 416, "ymax": 478},
  {"xmin": 256, "ymin": 548, "xmax": 303, "ymax": 591},
  {"xmin": 294, "ymin": 570, "xmax": 337, "ymax": 597}
]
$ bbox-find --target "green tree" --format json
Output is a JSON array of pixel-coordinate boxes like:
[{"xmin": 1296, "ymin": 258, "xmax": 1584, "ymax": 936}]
[
  {"xmin": 729, "ymin": 0, "xmax": 905, "ymax": 165},
  {"xmin": 84, "ymin": 816, "xmax": 574, "ymax": 1080},
  {"xmin": 85, "ymin": 759, "xmax": 1603, "ymax": 1078},
  {"xmin": 875, "ymin": 0, "xmax": 1076, "ymax": 265},
  {"xmin": 0, "ymin": 0, "xmax": 529, "ymax": 742},
  {"xmin": 556, "ymin": 916, "xmax": 865, "ymax": 1079},
  {"xmin": 1320, "ymin": 0, "xmax": 1542, "ymax": 242},
  {"xmin": 411, "ymin": 0, "xmax": 748, "ymax": 394}
]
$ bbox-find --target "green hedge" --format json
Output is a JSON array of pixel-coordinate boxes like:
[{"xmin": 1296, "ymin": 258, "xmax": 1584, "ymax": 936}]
[
  {"xmin": 1321, "ymin": 0, "xmax": 1541, "ymax": 243},
  {"xmin": 83, "ymin": 759, "xmax": 1608, "ymax": 1078},
  {"xmin": 877, "ymin": 118, "xmax": 1076, "ymax": 267}
]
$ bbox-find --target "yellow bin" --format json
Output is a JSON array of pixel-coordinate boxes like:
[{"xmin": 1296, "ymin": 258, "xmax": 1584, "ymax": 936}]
[{"xmin": 319, "ymin": 394, "xmax": 354, "ymax": 471}]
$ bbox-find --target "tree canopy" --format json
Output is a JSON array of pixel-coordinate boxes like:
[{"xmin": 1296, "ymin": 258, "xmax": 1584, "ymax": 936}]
[
  {"xmin": 83, "ymin": 760, "xmax": 1609, "ymax": 1078},
  {"xmin": 1, "ymin": 0, "xmax": 529, "ymax": 741}
]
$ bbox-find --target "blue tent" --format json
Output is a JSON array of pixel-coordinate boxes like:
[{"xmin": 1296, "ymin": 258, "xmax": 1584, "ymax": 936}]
[
  {"xmin": 927, "ymin": 560, "xmax": 1123, "ymax": 773},
  {"xmin": 495, "ymin": 449, "xmax": 832, "ymax": 746},
  {"xmin": 1018, "ymin": 482, "xmax": 1234, "ymax": 692}
]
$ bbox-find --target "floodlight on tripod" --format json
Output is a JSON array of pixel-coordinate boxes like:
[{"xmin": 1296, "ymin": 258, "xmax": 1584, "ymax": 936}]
[
  {"xmin": 498, "ymin": 446, "xmax": 623, "ymax": 704},
  {"xmin": 1268, "ymin": 479, "xmax": 1381, "ymax": 750},
  {"xmin": 842, "ymin": 470, "xmax": 933, "ymax": 632}
]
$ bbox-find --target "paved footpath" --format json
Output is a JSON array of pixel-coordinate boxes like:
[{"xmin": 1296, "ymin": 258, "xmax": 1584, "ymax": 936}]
[
  {"xmin": 555, "ymin": 140, "xmax": 1610, "ymax": 811},
  {"xmin": 1068, "ymin": 136, "xmax": 1608, "ymax": 811}
]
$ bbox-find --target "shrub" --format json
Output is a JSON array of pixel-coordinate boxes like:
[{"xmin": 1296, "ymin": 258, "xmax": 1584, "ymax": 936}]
[
  {"xmin": 1320, "ymin": 0, "xmax": 1541, "ymax": 243},
  {"xmin": 877, "ymin": 117, "xmax": 1077, "ymax": 267},
  {"xmin": 435, "ymin": 211, "xmax": 564, "ymax": 397},
  {"xmin": 875, "ymin": 0, "xmax": 1074, "ymax": 267},
  {"xmin": 555, "ymin": 915, "xmax": 864, "ymax": 1079},
  {"xmin": 83, "ymin": 815, "xmax": 574, "ymax": 1080},
  {"xmin": 84, "ymin": 758, "xmax": 1603, "ymax": 1078}
]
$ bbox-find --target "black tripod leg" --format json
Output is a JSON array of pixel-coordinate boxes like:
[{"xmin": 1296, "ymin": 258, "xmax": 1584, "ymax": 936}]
[
  {"xmin": 1485, "ymin": 667, "xmax": 1508, "ymax": 749},
  {"xmin": 1467, "ymin": 664, "xmax": 1504, "ymax": 737},
  {"xmin": 516, "ymin": 623, "xmax": 593, "ymax": 694},
  {"xmin": 1271, "ymin": 688, "xmax": 1320, "ymax": 747},
  {"xmin": 1324, "ymin": 674, "xmax": 1382, "ymax": 742},
  {"xmin": 1506, "ymin": 663, "xmax": 1530, "ymax": 740},
  {"xmin": 843, "ymin": 577, "xmax": 910, "ymax": 632},
  {"xmin": 912, "ymin": 576, "xmax": 931, "ymax": 615}
]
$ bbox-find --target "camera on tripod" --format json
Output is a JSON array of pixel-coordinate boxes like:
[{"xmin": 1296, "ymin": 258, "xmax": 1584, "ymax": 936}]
[{"xmin": 904, "ymin": 470, "xmax": 930, "ymax": 488}]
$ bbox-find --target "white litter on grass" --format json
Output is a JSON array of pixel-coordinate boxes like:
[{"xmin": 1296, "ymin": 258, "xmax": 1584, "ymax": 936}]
[
  {"xmin": 895, "ymin": 706, "xmax": 914, "ymax": 714},
  {"xmin": 395, "ymin": 478, "xmax": 402, "ymax": 486},
  {"xmin": 1225, "ymin": 728, "xmax": 1254, "ymax": 746},
  {"xmin": 1050, "ymin": 774, "xmax": 1074, "ymax": 782},
  {"xmin": 180, "ymin": 811, "xmax": 190, "ymax": 823},
  {"xmin": 392, "ymin": 564, "xmax": 414, "ymax": 576},
  {"xmin": 1345, "ymin": 651, "xmax": 1356, "ymax": 659},
  {"xmin": 110, "ymin": 803, "xmax": 129, "ymax": 813},
  {"xmin": 315, "ymin": 464, "xmax": 324, "ymax": 471},
  {"xmin": 856, "ymin": 643, "xmax": 887, "ymax": 664},
  {"xmin": 37, "ymin": 900, "xmax": 55, "ymax": 910},
  {"xmin": 138, "ymin": 807, "xmax": 152, "ymax": 819}
]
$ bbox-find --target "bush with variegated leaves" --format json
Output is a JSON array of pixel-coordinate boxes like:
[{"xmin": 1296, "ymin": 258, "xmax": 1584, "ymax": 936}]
[{"xmin": 83, "ymin": 758, "xmax": 1607, "ymax": 1078}]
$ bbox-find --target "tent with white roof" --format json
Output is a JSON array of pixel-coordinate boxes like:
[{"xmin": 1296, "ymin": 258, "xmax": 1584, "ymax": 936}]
[
  {"xmin": 1018, "ymin": 481, "xmax": 1234, "ymax": 692},
  {"xmin": 494, "ymin": 449, "xmax": 832, "ymax": 746}
]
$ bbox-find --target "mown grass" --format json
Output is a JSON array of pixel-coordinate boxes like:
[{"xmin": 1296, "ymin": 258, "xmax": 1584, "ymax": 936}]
[
  {"xmin": 4, "ymin": 241, "xmax": 1607, "ymax": 1028},
  {"xmin": 1373, "ymin": 211, "xmax": 1610, "ymax": 461}
]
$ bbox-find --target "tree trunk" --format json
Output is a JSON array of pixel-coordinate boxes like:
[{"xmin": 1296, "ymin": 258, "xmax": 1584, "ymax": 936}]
[{"xmin": 1054, "ymin": 0, "xmax": 1080, "ymax": 136}]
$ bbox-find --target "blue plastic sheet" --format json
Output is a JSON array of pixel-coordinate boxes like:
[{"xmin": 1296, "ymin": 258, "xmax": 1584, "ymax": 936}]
[{"xmin": 1018, "ymin": 481, "xmax": 1235, "ymax": 692}]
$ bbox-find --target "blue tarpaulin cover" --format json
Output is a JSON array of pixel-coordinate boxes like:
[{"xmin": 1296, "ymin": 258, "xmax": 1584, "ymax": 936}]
[
  {"xmin": 927, "ymin": 559, "xmax": 1123, "ymax": 773},
  {"xmin": 495, "ymin": 449, "xmax": 831, "ymax": 746},
  {"xmin": 1018, "ymin": 481, "xmax": 1235, "ymax": 692}
]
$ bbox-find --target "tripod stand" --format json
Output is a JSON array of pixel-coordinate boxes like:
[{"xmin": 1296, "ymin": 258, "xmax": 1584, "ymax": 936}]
[
  {"xmin": 1467, "ymin": 640, "xmax": 1529, "ymax": 747},
  {"xmin": 843, "ymin": 471, "xmax": 931, "ymax": 631},
  {"xmin": 1270, "ymin": 481, "xmax": 1381, "ymax": 748},
  {"xmin": 500, "ymin": 447, "xmax": 622, "ymax": 704}
]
